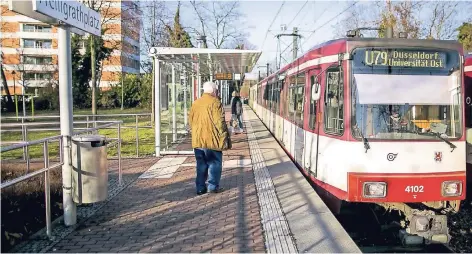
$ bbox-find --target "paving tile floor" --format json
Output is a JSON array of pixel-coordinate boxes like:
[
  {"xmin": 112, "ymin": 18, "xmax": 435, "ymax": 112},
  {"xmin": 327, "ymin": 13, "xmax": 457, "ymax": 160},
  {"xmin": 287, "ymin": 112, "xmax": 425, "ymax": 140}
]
[{"xmin": 48, "ymin": 109, "xmax": 266, "ymax": 253}]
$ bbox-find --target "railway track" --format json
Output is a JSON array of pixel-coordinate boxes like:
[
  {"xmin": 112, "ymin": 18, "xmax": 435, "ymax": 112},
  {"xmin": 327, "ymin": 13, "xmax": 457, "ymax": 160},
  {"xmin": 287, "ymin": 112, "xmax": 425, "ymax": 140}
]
[{"xmin": 334, "ymin": 202, "xmax": 454, "ymax": 253}]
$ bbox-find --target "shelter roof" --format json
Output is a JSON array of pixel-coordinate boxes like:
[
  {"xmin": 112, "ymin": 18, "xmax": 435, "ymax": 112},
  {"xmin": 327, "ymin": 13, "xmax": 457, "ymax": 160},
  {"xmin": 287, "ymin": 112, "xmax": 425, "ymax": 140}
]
[{"xmin": 149, "ymin": 47, "xmax": 262, "ymax": 75}]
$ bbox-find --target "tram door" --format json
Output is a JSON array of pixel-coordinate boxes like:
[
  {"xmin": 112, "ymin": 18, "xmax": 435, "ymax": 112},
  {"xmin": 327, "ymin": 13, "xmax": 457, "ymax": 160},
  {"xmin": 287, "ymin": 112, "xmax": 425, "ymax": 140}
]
[
  {"xmin": 293, "ymin": 73, "xmax": 306, "ymax": 167},
  {"xmin": 304, "ymin": 69, "xmax": 321, "ymax": 177},
  {"xmin": 465, "ymin": 71, "xmax": 472, "ymax": 168}
]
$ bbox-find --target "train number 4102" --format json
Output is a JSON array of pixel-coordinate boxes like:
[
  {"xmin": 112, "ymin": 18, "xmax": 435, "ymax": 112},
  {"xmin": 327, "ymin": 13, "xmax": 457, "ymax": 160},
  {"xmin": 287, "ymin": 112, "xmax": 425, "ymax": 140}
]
[{"xmin": 404, "ymin": 185, "xmax": 424, "ymax": 193}]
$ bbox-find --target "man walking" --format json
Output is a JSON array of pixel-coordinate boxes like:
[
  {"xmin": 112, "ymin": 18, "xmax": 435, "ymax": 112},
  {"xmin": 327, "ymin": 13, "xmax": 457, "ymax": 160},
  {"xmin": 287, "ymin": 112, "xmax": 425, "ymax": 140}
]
[
  {"xmin": 189, "ymin": 81, "xmax": 231, "ymax": 195},
  {"xmin": 230, "ymin": 91, "xmax": 244, "ymax": 134}
]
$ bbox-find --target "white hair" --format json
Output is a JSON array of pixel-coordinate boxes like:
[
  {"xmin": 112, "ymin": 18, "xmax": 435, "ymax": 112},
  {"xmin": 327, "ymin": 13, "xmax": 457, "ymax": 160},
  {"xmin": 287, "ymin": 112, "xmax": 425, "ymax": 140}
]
[{"xmin": 203, "ymin": 81, "xmax": 217, "ymax": 94}]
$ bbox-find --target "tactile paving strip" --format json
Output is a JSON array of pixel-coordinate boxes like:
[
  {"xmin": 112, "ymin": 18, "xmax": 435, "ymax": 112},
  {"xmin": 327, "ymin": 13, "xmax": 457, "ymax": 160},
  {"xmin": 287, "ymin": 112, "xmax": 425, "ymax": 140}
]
[{"xmin": 244, "ymin": 111, "xmax": 298, "ymax": 253}]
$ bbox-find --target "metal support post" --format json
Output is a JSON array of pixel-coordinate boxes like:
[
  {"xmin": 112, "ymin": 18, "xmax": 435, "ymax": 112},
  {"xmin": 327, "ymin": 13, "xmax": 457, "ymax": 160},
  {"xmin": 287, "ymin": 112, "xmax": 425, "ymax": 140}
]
[
  {"xmin": 226, "ymin": 81, "xmax": 229, "ymax": 105},
  {"xmin": 154, "ymin": 57, "xmax": 161, "ymax": 157},
  {"xmin": 21, "ymin": 121, "xmax": 26, "ymax": 160},
  {"xmin": 183, "ymin": 69, "xmax": 188, "ymax": 128},
  {"xmin": 118, "ymin": 124, "xmax": 122, "ymax": 185},
  {"xmin": 43, "ymin": 141, "xmax": 51, "ymax": 237},
  {"xmin": 22, "ymin": 86, "xmax": 26, "ymax": 117},
  {"xmin": 219, "ymin": 80, "xmax": 222, "ymax": 100},
  {"xmin": 209, "ymin": 63, "xmax": 213, "ymax": 82},
  {"xmin": 135, "ymin": 115, "xmax": 139, "ymax": 157},
  {"xmin": 58, "ymin": 26, "xmax": 76, "ymax": 226},
  {"xmin": 197, "ymin": 62, "xmax": 201, "ymax": 98},
  {"xmin": 191, "ymin": 67, "xmax": 195, "ymax": 102},
  {"xmin": 172, "ymin": 64, "xmax": 177, "ymax": 142}
]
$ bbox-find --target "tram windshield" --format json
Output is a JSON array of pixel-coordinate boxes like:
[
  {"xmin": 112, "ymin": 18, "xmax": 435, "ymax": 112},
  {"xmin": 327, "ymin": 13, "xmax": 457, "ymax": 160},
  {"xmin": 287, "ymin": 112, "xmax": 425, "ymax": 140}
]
[{"xmin": 351, "ymin": 47, "xmax": 462, "ymax": 140}]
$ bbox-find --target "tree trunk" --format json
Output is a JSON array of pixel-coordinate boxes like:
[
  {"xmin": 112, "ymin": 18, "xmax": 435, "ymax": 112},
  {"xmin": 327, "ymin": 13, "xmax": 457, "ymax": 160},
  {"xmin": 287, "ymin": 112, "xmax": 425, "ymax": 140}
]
[
  {"xmin": 0, "ymin": 64, "xmax": 14, "ymax": 111},
  {"xmin": 91, "ymin": 36, "xmax": 97, "ymax": 120}
]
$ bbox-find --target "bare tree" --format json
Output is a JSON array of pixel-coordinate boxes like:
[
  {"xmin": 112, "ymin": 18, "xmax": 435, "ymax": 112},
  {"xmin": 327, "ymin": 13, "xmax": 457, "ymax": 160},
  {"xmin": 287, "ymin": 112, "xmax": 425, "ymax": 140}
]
[
  {"xmin": 333, "ymin": 0, "xmax": 466, "ymax": 40},
  {"xmin": 423, "ymin": 2, "xmax": 463, "ymax": 40},
  {"xmin": 188, "ymin": 1, "xmax": 248, "ymax": 49},
  {"xmin": 139, "ymin": 1, "xmax": 173, "ymax": 125},
  {"xmin": 232, "ymin": 38, "xmax": 257, "ymax": 50},
  {"xmin": 82, "ymin": 0, "xmax": 137, "ymax": 116},
  {"xmin": 333, "ymin": 1, "xmax": 379, "ymax": 38},
  {"xmin": 140, "ymin": 1, "xmax": 171, "ymax": 73}
]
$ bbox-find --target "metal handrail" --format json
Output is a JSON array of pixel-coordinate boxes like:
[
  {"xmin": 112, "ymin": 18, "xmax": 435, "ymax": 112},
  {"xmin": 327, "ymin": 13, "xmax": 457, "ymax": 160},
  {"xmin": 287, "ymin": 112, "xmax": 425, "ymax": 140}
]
[
  {"xmin": 0, "ymin": 121, "xmax": 123, "ymax": 240},
  {"xmin": 1, "ymin": 113, "xmax": 151, "ymax": 120},
  {"xmin": 1, "ymin": 115, "xmax": 152, "ymax": 158},
  {"xmin": 1, "ymin": 121, "xmax": 139, "ymax": 128},
  {"xmin": 0, "ymin": 135, "xmax": 62, "ymax": 152}
]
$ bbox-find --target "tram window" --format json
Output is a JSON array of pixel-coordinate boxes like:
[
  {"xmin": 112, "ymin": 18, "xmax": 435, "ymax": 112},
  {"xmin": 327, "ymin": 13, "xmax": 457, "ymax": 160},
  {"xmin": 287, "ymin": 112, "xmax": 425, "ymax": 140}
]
[
  {"xmin": 274, "ymin": 81, "xmax": 281, "ymax": 113},
  {"xmin": 288, "ymin": 72, "xmax": 305, "ymax": 126},
  {"xmin": 309, "ymin": 75, "xmax": 318, "ymax": 130},
  {"xmin": 263, "ymin": 84, "xmax": 269, "ymax": 107},
  {"xmin": 294, "ymin": 86, "xmax": 305, "ymax": 126},
  {"xmin": 324, "ymin": 68, "xmax": 344, "ymax": 134},
  {"xmin": 288, "ymin": 86, "xmax": 296, "ymax": 119}
]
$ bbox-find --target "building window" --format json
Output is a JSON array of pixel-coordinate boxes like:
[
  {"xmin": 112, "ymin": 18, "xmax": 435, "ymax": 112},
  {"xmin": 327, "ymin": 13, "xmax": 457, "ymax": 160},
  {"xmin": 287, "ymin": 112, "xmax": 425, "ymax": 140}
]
[
  {"xmin": 324, "ymin": 68, "xmax": 344, "ymax": 134},
  {"xmin": 24, "ymin": 72, "xmax": 53, "ymax": 81},
  {"xmin": 23, "ymin": 56, "xmax": 52, "ymax": 65},
  {"xmin": 23, "ymin": 39, "xmax": 52, "ymax": 49},
  {"xmin": 23, "ymin": 24, "xmax": 52, "ymax": 33}
]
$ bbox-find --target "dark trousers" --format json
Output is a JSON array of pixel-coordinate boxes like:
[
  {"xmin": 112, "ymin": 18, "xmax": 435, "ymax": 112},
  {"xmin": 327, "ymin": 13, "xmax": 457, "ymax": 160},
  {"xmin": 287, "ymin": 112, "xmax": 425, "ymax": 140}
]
[{"xmin": 194, "ymin": 148, "xmax": 223, "ymax": 192}]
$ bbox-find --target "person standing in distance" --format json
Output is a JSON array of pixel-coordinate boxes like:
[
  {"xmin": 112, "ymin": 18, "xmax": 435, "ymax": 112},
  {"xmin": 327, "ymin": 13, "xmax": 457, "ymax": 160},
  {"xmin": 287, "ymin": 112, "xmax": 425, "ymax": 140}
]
[
  {"xmin": 189, "ymin": 81, "xmax": 231, "ymax": 195},
  {"xmin": 230, "ymin": 91, "xmax": 244, "ymax": 134}
]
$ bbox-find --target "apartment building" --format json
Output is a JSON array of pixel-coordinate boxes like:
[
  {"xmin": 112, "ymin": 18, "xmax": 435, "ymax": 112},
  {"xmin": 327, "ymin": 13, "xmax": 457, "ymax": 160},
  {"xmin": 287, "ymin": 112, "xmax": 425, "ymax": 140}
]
[{"xmin": 0, "ymin": 0, "xmax": 141, "ymax": 96}]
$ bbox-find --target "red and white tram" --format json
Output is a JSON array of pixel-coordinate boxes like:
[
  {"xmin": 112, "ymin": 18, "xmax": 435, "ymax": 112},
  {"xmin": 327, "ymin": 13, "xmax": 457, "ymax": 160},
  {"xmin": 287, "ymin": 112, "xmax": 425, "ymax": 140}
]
[
  {"xmin": 250, "ymin": 37, "xmax": 466, "ymax": 244},
  {"xmin": 465, "ymin": 54, "xmax": 472, "ymax": 184}
]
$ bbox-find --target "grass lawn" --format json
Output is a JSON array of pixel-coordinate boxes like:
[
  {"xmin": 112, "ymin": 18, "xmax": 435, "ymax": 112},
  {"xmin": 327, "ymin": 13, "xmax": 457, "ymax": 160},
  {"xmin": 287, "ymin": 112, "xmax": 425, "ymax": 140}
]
[{"xmin": 1, "ymin": 105, "xmax": 191, "ymax": 160}]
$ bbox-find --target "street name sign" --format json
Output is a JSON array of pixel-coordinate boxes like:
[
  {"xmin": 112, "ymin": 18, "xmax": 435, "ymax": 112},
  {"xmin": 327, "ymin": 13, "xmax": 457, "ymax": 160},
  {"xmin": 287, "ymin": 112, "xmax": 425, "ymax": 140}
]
[
  {"xmin": 9, "ymin": 0, "xmax": 101, "ymax": 36},
  {"xmin": 33, "ymin": 0, "xmax": 101, "ymax": 36}
]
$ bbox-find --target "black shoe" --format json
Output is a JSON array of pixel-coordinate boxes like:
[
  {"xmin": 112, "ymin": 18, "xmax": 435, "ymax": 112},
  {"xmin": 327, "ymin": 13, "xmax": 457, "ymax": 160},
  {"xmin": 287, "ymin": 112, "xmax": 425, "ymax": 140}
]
[
  {"xmin": 208, "ymin": 187, "xmax": 225, "ymax": 194},
  {"xmin": 197, "ymin": 189, "xmax": 207, "ymax": 195}
]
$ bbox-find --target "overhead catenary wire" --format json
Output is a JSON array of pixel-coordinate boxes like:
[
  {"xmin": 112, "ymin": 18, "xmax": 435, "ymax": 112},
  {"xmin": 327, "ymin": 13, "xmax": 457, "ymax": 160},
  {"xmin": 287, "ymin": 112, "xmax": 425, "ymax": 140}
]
[
  {"xmin": 302, "ymin": 1, "xmax": 359, "ymax": 48},
  {"xmin": 285, "ymin": 0, "xmax": 308, "ymax": 28},
  {"xmin": 273, "ymin": 1, "xmax": 310, "ymax": 69},
  {"xmin": 276, "ymin": 1, "xmax": 332, "ymax": 67},
  {"xmin": 261, "ymin": 1, "xmax": 286, "ymax": 50},
  {"xmin": 275, "ymin": 1, "xmax": 358, "ymax": 68}
]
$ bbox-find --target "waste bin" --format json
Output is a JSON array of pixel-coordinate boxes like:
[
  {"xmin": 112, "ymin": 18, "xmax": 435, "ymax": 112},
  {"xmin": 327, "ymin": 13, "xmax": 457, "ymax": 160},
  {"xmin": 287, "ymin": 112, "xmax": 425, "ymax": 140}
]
[{"xmin": 71, "ymin": 135, "xmax": 108, "ymax": 204}]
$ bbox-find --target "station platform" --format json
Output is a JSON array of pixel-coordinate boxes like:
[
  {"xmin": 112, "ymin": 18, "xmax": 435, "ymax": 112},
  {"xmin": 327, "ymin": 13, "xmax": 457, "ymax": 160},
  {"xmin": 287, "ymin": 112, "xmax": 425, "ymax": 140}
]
[{"xmin": 14, "ymin": 106, "xmax": 360, "ymax": 253}]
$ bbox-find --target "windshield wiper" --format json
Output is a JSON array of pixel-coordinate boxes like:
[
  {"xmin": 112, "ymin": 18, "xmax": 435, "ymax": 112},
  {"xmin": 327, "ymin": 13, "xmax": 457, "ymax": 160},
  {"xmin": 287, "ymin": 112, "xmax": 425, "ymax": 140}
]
[
  {"xmin": 419, "ymin": 132, "xmax": 456, "ymax": 152},
  {"xmin": 355, "ymin": 125, "xmax": 370, "ymax": 153}
]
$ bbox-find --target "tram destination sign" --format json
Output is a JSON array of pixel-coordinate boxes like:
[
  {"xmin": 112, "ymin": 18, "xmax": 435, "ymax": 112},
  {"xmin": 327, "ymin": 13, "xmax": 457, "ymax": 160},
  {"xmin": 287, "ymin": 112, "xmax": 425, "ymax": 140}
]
[
  {"xmin": 33, "ymin": 0, "xmax": 101, "ymax": 36},
  {"xmin": 363, "ymin": 49, "xmax": 446, "ymax": 68},
  {"xmin": 215, "ymin": 73, "xmax": 233, "ymax": 80}
]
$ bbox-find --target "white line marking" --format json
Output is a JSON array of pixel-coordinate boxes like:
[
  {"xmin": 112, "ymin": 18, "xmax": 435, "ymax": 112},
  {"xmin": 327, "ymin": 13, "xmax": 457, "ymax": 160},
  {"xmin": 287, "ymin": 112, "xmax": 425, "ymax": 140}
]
[
  {"xmin": 139, "ymin": 157, "xmax": 187, "ymax": 179},
  {"xmin": 223, "ymin": 159, "xmax": 252, "ymax": 168}
]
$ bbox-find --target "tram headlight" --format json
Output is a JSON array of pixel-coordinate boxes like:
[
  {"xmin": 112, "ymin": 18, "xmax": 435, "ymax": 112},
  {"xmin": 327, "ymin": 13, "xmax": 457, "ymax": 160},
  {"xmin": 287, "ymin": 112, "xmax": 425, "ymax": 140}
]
[
  {"xmin": 441, "ymin": 181, "xmax": 462, "ymax": 197},
  {"xmin": 362, "ymin": 182, "xmax": 387, "ymax": 198}
]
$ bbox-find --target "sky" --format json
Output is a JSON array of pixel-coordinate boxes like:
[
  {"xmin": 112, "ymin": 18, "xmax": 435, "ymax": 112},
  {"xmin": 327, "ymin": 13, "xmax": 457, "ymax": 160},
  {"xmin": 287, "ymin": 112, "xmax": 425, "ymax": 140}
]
[
  {"xmin": 144, "ymin": 0, "xmax": 472, "ymax": 74},
  {"xmin": 239, "ymin": 1, "xmax": 352, "ymax": 69},
  {"xmin": 167, "ymin": 0, "xmax": 352, "ymax": 73},
  {"xmin": 147, "ymin": 1, "xmax": 355, "ymax": 73}
]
